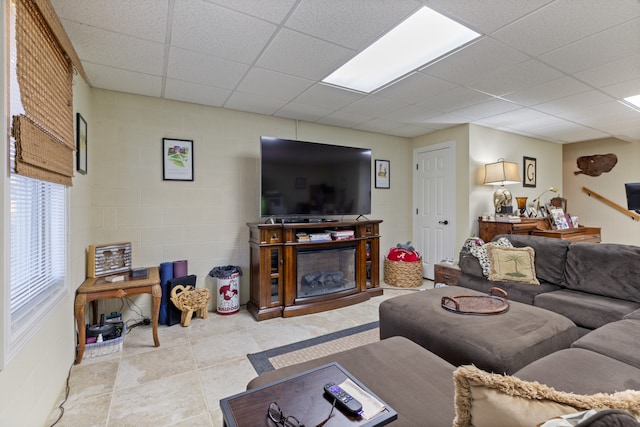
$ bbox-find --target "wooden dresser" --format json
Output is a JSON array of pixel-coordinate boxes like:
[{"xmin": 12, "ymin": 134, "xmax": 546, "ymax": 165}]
[{"xmin": 478, "ymin": 217, "xmax": 601, "ymax": 243}]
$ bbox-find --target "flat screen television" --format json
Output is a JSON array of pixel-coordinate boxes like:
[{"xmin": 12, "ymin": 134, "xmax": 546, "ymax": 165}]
[
  {"xmin": 260, "ymin": 136, "xmax": 371, "ymax": 218},
  {"xmin": 625, "ymin": 182, "xmax": 640, "ymax": 213}
]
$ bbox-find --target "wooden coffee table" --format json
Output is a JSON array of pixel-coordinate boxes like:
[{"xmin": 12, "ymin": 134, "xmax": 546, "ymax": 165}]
[{"xmin": 220, "ymin": 363, "xmax": 397, "ymax": 427}]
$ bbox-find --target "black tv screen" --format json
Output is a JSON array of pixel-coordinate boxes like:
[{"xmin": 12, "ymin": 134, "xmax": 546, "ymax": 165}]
[
  {"xmin": 260, "ymin": 137, "xmax": 371, "ymax": 217},
  {"xmin": 625, "ymin": 182, "xmax": 640, "ymax": 212}
]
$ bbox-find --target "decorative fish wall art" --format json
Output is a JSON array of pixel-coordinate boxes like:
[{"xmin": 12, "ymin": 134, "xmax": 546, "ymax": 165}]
[{"xmin": 574, "ymin": 153, "xmax": 618, "ymax": 176}]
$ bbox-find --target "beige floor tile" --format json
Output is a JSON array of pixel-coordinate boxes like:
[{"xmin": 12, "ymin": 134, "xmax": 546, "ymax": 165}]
[{"xmin": 48, "ymin": 287, "xmax": 430, "ymax": 426}]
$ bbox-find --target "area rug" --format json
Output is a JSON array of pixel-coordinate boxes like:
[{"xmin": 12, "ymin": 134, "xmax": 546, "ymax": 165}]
[{"xmin": 247, "ymin": 321, "xmax": 379, "ymax": 375}]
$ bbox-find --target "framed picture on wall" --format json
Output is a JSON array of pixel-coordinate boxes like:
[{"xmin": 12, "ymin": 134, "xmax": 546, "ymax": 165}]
[
  {"xmin": 523, "ymin": 156, "xmax": 536, "ymax": 187},
  {"xmin": 375, "ymin": 159, "xmax": 390, "ymax": 189},
  {"xmin": 163, "ymin": 138, "xmax": 194, "ymax": 181},
  {"xmin": 76, "ymin": 113, "xmax": 87, "ymax": 174}
]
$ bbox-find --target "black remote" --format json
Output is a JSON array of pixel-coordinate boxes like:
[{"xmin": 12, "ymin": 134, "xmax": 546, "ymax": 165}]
[{"xmin": 324, "ymin": 382, "xmax": 363, "ymax": 416}]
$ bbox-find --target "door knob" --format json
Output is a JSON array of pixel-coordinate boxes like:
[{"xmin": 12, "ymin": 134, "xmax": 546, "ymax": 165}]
[{"xmin": 439, "ymin": 220, "xmax": 449, "ymax": 225}]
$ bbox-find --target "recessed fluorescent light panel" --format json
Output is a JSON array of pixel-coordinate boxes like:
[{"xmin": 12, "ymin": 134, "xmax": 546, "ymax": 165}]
[
  {"xmin": 623, "ymin": 94, "xmax": 640, "ymax": 112},
  {"xmin": 322, "ymin": 7, "xmax": 480, "ymax": 93}
]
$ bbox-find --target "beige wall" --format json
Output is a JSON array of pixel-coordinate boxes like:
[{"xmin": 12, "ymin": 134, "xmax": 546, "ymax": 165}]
[
  {"xmin": 563, "ymin": 138, "xmax": 640, "ymax": 244},
  {"xmin": 90, "ymin": 89, "xmax": 414, "ymax": 317},
  {"xmin": 411, "ymin": 124, "xmax": 563, "ymax": 249}
]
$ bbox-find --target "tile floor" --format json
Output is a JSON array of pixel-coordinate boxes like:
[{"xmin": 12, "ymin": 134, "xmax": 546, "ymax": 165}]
[{"xmin": 46, "ymin": 284, "xmax": 432, "ymax": 427}]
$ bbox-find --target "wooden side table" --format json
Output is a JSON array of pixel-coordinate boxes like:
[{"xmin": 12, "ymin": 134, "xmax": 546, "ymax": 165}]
[
  {"xmin": 434, "ymin": 263, "xmax": 461, "ymax": 286},
  {"xmin": 74, "ymin": 266, "xmax": 161, "ymax": 364}
]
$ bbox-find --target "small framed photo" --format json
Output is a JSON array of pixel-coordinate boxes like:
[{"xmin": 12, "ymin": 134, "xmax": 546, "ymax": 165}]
[
  {"xmin": 163, "ymin": 138, "xmax": 194, "ymax": 181},
  {"xmin": 523, "ymin": 156, "xmax": 536, "ymax": 187},
  {"xmin": 76, "ymin": 113, "xmax": 87, "ymax": 174},
  {"xmin": 375, "ymin": 159, "xmax": 390, "ymax": 189}
]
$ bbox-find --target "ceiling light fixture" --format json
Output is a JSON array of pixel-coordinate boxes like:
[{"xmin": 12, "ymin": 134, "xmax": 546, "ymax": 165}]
[
  {"xmin": 621, "ymin": 94, "xmax": 640, "ymax": 112},
  {"xmin": 322, "ymin": 7, "xmax": 480, "ymax": 93}
]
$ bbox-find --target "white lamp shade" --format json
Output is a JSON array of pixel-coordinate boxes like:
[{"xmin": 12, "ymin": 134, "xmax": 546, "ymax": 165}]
[{"xmin": 484, "ymin": 160, "xmax": 520, "ymax": 185}]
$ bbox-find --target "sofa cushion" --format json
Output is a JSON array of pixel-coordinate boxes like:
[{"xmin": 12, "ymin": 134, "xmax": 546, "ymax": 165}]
[
  {"xmin": 486, "ymin": 244, "xmax": 539, "ymax": 285},
  {"xmin": 515, "ymin": 348, "xmax": 640, "ymax": 395},
  {"xmin": 624, "ymin": 309, "xmax": 640, "ymax": 320},
  {"xmin": 571, "ymin": 319, "xmax": 640, "ymax": 369},
  {"xmin": 540, "ymin": 409, "xmax": 640, "ymax": 427},
  {"xmin": 564, "ymin": 242, "xmax": 640, "ymax": 303},
  {"xmin": 496, "ymin": 234, "xmax": 570, "ymax": 286},
  {"xmin": 453, "ymin": 364, "xmax": 640, "ymax": 427},
  {"xmin": 534, "ymin": 289, "xmax": 640, "ymax": 329},
  {"xmin": 247, "ymin": 336, "xmax": 457, "ymax": 426},
  {"xmin": 458, "ymin": 273, "xmax": 560, "ymax": 305}
]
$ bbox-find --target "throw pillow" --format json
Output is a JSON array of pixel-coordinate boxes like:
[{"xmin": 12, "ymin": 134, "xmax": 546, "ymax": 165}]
[
  {"xmin": 465, "ymin": 237, "xmax": 513, "ymax": 277},
  {"xmin": 453, "ymin": 365, "xmax": 640, "ymax": 427},
  {"xmin": 486, "ymin": 244, "xmax": 539, "ymax": 285}
]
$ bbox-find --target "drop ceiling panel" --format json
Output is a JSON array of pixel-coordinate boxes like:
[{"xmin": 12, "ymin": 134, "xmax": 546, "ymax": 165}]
[
  {"xmin": 426, "ymin": 0, "xmax": 554, "ymax": 34},
  {"xmin": 206, "ymin": 0, "xmax": 298, "ymax": 24},
  {"xmin": 164, "ymin": 79, "xmax": 231, "ymax": 108},
  {"xmin": 171, "ymin": 1, "xmax": 277, "ymax": 64},
  {"xmin": 286, "ymin": 0, "xmax": 421, "ymax": 50},
  {"xmin": 492, "ymin": 0, "xmax": 640, "ymax": 56},
  {"xmin": 540, "ymin": 18, "xmax": 640, "ymax": 74},
  {"xmin": 376, "ymin": 72, "xmax": 457, "ymax": 104},
  {"xmin": 50, "ymin": 0, "xmax": 640, "ymax": 143},
  {"xmin": 83, "ymin": 64, "xmax": 162, "ymax": 98},
  {"xmin": 60, "ymin": 21, "xmax": 164, "ymax": 75},
  {"xmin": 167, "ymin": 47, "xmax": 249, "ymax": 89},
  {"xmin": 52, "ymin": 0, "xmax": 168, "ymax": 42},
  {"xmin": 236, "ymin": 68, "xmax": 314, "ymax": 101},
  {"xmin": 257, "ymin": 29, "xmax": 355, "ymax": 81},
  {"xmin": 422, "ymin": 37, "xmax": 529, "ymax": 85}
]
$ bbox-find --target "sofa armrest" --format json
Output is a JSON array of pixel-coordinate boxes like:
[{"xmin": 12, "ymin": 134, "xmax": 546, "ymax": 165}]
[{"xmin": 458, "ymin": 252, "xmax": 483, "ymax": 278}]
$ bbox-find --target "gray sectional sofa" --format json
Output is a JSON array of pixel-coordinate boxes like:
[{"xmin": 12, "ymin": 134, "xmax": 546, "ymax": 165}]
[
  {"xmin": 458, "ymin": 234, "xmax": 640, "ymax": 332},
  {"xmin": 245, "ymin": 235, "xmax": 640, "ymax": 426}
]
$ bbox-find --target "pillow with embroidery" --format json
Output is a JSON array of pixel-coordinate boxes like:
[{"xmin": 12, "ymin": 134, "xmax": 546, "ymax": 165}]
[
  {"xmin": 486, "ymin": 244, "xmax": 539, "ymax": 285},
  {"xmin": 466, "ymin": 237, "xmax": 513, "ymax": 277}
]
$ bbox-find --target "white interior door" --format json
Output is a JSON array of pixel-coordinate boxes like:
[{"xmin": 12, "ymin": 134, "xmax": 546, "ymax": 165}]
[{"xmin": 413, "ymin": 143, "xmax": 455, "ymax": 280}]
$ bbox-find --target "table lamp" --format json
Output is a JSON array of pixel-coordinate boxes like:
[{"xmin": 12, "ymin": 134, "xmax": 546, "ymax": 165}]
[{"xmin": 483, "ymin": 159, "xmax": 520, "ymax": 214}]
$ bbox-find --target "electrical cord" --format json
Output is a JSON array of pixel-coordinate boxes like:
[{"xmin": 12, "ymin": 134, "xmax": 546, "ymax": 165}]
[{"xmin": 47, "ymin": 361, "xmax": 73, "ymax": 426}]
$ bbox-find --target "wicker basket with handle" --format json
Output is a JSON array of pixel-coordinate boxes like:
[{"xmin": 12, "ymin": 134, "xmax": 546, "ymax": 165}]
[{"xmin": 384, "ymin": 257, "xmax": 423, "ymax": 287}]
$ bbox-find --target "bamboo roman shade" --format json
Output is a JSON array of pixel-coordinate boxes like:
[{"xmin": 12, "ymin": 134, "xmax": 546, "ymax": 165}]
[{"xmin": 12, "ymin": 0, "xmax": 76, "ymax": 186}]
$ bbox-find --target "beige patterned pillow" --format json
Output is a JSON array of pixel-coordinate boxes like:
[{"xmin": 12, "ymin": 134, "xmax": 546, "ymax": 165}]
[
  {"xmin": 486, "ymin": 244, "xmax": 539, "ymax": 285},
  {"xmin": 453, "ymin": 365, "xmax": 640, "ymax": 427}
]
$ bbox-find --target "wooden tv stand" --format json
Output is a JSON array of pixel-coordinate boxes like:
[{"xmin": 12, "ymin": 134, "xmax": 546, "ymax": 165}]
[{"xmin": 247, "ymin": 220, "xmax": 382, "ymax": 321}]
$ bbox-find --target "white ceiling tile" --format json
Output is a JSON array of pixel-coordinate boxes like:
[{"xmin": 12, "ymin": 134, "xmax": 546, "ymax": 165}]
[
  {"xmin": 467, "ymin": 59, "xmax": 564, "ymax": 97},
  {"xmin": 420, "ymin": 113, "xmax": 471, "ymax": 126},
  {"xmin": 383, "ymin": 105, "xmax": 441, "ymax": 123},
  {"xmin": 274, "ymin": 103, "xmax": 333, "ymax": 122},
  {"xmin": 417, "ymin": 87, "xmax": 492, "ymax": 113},
  {"xmin": 167, "ymin": 47, "xmax": 249, "ymax": 89},
  {"xmin": 52, "ymin": 0, "xmax": 168, "ymax": 42},
  {"xmin": 172, "ymin": 1, "xmax": 277, "ymax": 64},
  {"xmin": 386, "ymin": 124, "xmax": 438, "ymax": 138},
  {"xmin": 451, "ymin": 98, "xmax": 520, "ymax": 121},
  {"xmin": 354, "ymin": 118, "xmax": 407, "ymax": 134},
  {"xmin": 426, "ymin": 0, "xmax": 554, "ymax": 34},
  {"xmin": 317, "ymin": 111, "xmax": 371, "ymax": 128},
  {"xmin": 164, "ymin": 79, "xmax": 231, "ymax": 107},
  {"xmin": 478, "ymin": 108, "xmax": 560, "ymax": 129},
  {"xmin": 502, "ymin": 77, "xmax": 592, "ymax": 106},
  {"xmin": 375, "ymin": 72, "xmax": 456, "ymax": 104},
  {"xmin": 540, "ymin": 18, "xmax": 640, "ymax": 74},
  {"xmin": 292, "ymin": 84, "xmax": 364, "ymax": 109},
  {"xmin": 206, "ymin": 0, "xmax": 298, "ymax": 24},
  {"xmin": 423, "ymin": 37, "xmax": 528, "ymax": 85},
  {"xmin": 600, "ymin": 79, "xmax": 640, "ymax": 99},
  {"xmin": 340, "ymin": 96, "xmax": 407, "ymax": 118},
  {"xmin": 575, "ymin": 54, "xmax": 640, "ymax": 88},
  {"xmin": 236, "ymin": 68, "xmax": 314, "ymax": 100},
  {"xmin": 493, "ymin": 0, "xmax": 640, "ymax": 56},
  {"xmin": 84, "ymin": 64, "xmax": 162, "ymax": 98},
  {"xmin": 224, "ymin": 91, "xmax": 288, "ymax": 116},
  {"xmin": 533, "ymin": 91, "xmax": 616, "ymax": 118},
  {"xmin": 61, "ymin": 20, "xmax": 164, "ymax": 75},
  {"xmin": 286, "ymin": 0, "xmax": 420, "ymax": 50},
  {"xmin": 257, "ymin": 28, "xmax": 355, "ymax": 80}
]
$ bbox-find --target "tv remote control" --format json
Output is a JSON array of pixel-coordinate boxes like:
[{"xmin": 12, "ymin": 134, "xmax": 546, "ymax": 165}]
[{"xmin": 324, "ymin": 382, "xmax": 363, "ymax": 415}]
